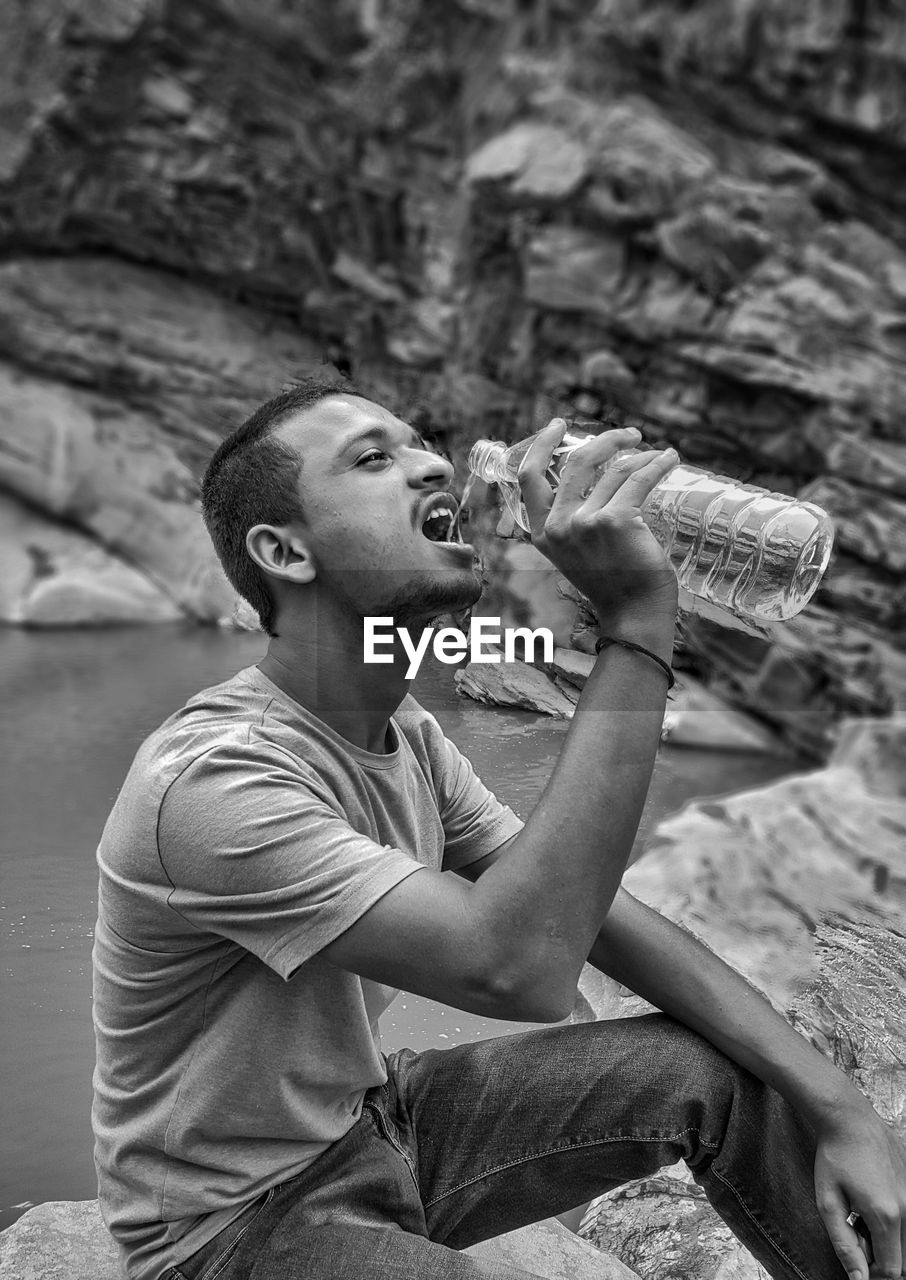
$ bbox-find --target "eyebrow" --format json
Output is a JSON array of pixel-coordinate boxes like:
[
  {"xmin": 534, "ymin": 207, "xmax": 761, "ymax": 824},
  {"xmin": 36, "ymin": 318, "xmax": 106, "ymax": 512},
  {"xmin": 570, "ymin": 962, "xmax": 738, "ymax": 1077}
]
[{"xmin": 336, "ymin": 423, "xmax": 431, "ymax": 457}]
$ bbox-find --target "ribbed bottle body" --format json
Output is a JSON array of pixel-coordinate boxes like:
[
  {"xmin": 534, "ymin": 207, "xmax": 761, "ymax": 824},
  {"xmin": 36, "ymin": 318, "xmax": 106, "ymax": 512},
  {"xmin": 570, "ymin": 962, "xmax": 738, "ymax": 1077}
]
[{"xmin": 467, "ymin": 433, "xmax": 834, "ymax": 622}]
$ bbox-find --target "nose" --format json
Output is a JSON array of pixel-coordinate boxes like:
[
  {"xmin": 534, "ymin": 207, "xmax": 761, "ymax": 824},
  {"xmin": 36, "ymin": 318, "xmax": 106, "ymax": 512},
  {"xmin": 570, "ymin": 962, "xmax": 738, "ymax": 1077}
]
[{"xmin": 408, "ymin": 445, "xmax": 454, "ymax": 489}]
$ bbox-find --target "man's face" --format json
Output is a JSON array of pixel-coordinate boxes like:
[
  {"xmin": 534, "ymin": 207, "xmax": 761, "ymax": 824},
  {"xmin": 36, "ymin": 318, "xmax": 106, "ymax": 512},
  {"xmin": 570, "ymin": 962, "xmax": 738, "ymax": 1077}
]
[{"xmin": 275, "ymin": 395, "xmax": 482, "ymax": 625}]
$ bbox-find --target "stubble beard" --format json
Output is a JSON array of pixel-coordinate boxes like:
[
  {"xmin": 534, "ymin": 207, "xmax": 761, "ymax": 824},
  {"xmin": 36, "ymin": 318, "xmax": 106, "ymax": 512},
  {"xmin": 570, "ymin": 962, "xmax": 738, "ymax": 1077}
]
[{"xmin": 373, "ymin": 567, "xmax": 483, "ymax": 630}]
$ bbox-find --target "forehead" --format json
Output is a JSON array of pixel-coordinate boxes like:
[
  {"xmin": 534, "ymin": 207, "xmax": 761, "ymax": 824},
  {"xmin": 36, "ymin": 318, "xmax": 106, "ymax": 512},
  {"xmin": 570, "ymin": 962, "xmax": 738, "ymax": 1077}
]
[{"xmin": 275, "ymin": 395, "xmax": 410, "ymax": 456}]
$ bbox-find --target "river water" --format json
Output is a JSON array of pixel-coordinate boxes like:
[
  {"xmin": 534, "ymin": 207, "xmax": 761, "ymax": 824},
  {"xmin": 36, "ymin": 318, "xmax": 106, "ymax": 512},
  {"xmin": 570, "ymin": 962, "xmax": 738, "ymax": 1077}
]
[{"xmin": 0, "ymin": 624, "xmax": 799, "ymax": 1228}]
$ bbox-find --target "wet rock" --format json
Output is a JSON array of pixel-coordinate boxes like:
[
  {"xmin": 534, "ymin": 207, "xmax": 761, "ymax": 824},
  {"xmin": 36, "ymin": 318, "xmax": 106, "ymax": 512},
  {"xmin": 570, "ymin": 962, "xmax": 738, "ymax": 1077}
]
[{"xmin": 454, "ymin": 658, "xmax": 576, "ymax": 718}]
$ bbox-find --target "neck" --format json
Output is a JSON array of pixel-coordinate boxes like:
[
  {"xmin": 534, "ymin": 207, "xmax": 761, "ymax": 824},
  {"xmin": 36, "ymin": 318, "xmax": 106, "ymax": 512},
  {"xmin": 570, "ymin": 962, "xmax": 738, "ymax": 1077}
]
[{"xmin": 258, "ymin": 607, "xmax": 419, "ymax": 755}]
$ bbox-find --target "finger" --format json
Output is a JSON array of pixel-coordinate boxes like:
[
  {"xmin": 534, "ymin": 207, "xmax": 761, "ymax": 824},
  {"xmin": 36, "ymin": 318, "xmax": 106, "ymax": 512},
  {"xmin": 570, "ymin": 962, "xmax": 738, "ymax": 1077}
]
[
  {"xmin": 818, "ymin": 1188, "xmax": 870, "ymax": 1280},
  {"xmin": 517, "ymin": 419, "xmax": 568, "ymax": 535},
  {"xmin": 583, "ymin": 447, "xmax": 679, "ymax": 515},
  {"xmin": 554, "ymin": 426, "xmax": 642, "ymax": 509},
  {"xmin": 863, "ymin": 1203, "xmax": 901, "ymax": 1279}
]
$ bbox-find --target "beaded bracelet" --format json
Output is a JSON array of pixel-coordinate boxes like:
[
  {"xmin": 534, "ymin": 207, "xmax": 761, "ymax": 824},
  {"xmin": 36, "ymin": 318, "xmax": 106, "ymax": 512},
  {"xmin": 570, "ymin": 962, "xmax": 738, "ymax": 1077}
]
[{"xmin": 594, "ymin": 635, "xmax": 676, "ymax": 692}]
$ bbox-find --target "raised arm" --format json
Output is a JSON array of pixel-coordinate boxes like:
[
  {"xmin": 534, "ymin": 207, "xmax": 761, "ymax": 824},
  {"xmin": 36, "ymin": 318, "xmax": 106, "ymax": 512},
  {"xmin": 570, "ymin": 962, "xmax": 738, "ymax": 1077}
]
[{"xmin": 322, "ymin": 421, "xmax": 680, "ymax": 1021}]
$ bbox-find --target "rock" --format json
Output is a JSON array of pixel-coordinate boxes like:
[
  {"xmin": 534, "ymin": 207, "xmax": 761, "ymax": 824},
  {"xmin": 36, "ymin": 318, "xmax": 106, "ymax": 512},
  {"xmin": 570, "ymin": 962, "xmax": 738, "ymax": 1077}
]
[
  {"xmin": 656, "ymin": 202, "xmax": 771, "ymax": 295},
  {"xmin": 0, "ymin": 362, "xmax": 238, "ymax": 624},
  {"xmin": 0, "ymin": 256, "xmax": 321, "ymax": 467},
  {"xmin": 466, "ymin": 1217, "xmax": 640, "ymax": 1279},
  {"xmin": 804, "ymin": 426, "xmax": 906, "ymax": 499},
  {"xmin": 578, "ymin": 718, "xmax": 906, "ymax": 1017},
  {"xmin": 550, "ymin": 96, "xmax": 715, "ymax": 224},
  {"xmin": 829, "ymin": 714, "xmax": 906, "ymax": 801},
  {"xmin": 0, "ymin": 1202, "xmax": 641, "ymax": 1280},
  {"xmin": 578, "ymin": 1169, "xmax": 769, "ymax": 1280},
  {"xmin": 454, "ymin": 659, "xmax": 576, "ymax": 719},
  {"xmin": 661, "ymin": 676, "xmax": 789, "ymax": 753},
  {"xmin": 788, "ymin": 921, "xmax": 906, "ymax": 1136},
  {"xmin": 0, "ymin": 491, "xmax": 182, "ymax": 626},
  {"xmin": 465, "ymin": 123, "xmax": 589, "ymax": 202},
  {"xmin": 577, "ymin": 726, "xmax": 906, "ymax": 1280},
  {"xmin": 799, "ymin": 477, "xmax": 906, "ymax": 574},
  {"xmin": 524, "ymin": 227, "xmax": 625, "ymax": 320},
  {"xmin": 681, "ymin": 605, "xmax": 901, "ymax": 757},
  {"xmin": 548, "ymin": 647, "xmax": 595, "ymax": 690},
  {"xmin": 0, "ymin": 1200, "xmax": 121, "ymax": 1280}
]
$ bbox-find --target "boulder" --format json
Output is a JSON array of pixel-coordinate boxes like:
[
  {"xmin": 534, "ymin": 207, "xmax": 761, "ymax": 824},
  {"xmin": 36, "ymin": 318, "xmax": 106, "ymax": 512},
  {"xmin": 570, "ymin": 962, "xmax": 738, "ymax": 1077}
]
[
  {"xmin": 578, "ymin": 1169, "xmax": 769, "ymax": 1280},
  {"xmin": 0, "ymin": 362, "xmax": 238, "ymax": 624},
  {"xmin": 0, "ymin": 1201, "xmax": 121, "ymax": 1280},
  {"xmin": 576, "ymin": 726, "xmax": 906, "ymax": 1280},
  {"xmin": 466, "ymin": 1218, "xmax": 640, "ymax": 1279},
  {"xmin": 454, "ymin": 659, "xmax": 576, "ymax": 719},
  {"xmin": 0, "ymin": 491, "xmax": 182, "ymax": 626},
  {"xmin": 578, "ymin": 716, "xmax": 906, "ymax": 1019},
  {"xmin": 788, "ymin": 921, "xmax": 906, "ymax": 1137}
]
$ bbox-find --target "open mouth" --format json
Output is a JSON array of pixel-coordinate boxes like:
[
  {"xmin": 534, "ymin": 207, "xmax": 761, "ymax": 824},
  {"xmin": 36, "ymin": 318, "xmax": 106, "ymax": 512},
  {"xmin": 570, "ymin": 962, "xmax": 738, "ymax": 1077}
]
[{"xmin": 420, "ymin": 497, "xmax": 462, "ymax": 544}]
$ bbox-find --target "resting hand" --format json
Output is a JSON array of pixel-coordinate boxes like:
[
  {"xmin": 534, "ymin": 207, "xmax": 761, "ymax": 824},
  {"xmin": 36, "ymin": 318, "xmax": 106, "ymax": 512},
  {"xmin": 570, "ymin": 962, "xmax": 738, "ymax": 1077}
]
[{"xmin": 814, "ymin": 1103, "xmax": 906, "ymax": 1280}]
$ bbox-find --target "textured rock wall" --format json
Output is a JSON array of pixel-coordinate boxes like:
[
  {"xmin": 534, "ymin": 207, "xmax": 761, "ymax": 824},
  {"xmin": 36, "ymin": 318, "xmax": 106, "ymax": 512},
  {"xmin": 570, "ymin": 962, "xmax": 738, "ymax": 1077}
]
[{"xmin": 1, "ymin": 0, "xmax": 905, "ymax": 748}]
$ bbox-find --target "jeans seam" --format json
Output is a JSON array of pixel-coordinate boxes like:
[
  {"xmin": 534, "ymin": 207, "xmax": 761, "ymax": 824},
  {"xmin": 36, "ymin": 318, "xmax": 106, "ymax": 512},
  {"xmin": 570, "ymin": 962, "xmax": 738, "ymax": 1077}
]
[
  {"xmin": 363, "ymin": 1101, "xmax": 420, "ymax": 1196},
  {"xmin": 423, "ymin": 1127, "xmax": 718, "ymax": 1208},
  {"xmin": 711, "ymin": 1167, "xmax": 813, "ymax": 1280},
  {"xmin": 196, "ymin": 1188, "xmax": 275, "ymax": 1280}
]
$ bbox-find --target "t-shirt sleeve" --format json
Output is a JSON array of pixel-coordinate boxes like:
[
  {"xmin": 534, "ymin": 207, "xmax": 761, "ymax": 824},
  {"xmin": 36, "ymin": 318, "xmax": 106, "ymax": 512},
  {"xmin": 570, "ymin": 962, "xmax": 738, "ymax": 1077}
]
[
  {"xmin": 156, "ymin": 743, "xmax": 424, "ymax": 979},
  {"xmin": 424, "ymin": 721, "xmax": 524, "ymax": 872}
]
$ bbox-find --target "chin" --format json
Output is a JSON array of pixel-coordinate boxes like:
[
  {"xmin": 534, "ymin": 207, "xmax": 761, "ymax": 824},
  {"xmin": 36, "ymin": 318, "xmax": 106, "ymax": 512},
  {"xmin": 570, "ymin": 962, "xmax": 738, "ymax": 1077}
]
[{"xmin": 379, "ymin": 567, "xmax": 482, "ymax": 629}]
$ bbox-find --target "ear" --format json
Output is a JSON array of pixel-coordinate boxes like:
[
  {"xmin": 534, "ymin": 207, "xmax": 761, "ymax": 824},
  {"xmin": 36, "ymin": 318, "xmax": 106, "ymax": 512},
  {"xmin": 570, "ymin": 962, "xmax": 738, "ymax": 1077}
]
[{"xmin": 246, "ymin": 524, "xmax": 316, "ymax": 585}]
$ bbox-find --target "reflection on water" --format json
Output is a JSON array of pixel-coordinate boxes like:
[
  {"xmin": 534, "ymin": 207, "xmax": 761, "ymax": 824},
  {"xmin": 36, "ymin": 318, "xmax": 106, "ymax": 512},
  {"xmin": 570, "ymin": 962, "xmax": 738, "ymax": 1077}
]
[{"xmin": 0, "ymin": 624, "xmax": 800, "ymax": 1227}]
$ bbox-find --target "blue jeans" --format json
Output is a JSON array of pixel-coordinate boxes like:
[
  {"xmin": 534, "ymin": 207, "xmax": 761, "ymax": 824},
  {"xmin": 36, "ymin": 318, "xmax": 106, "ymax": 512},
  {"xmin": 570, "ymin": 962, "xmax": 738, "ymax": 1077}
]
[{"xmin": 165, "ymin": 1016, "xmax": 845, "ymax": 1280}]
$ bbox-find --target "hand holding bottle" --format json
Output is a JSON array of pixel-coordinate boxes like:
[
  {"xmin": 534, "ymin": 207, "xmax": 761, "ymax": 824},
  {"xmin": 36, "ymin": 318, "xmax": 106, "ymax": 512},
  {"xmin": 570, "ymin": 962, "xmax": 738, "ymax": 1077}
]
[{"xmin": 516, "ymin": 419, "xmax": 680, "ymax": 627}]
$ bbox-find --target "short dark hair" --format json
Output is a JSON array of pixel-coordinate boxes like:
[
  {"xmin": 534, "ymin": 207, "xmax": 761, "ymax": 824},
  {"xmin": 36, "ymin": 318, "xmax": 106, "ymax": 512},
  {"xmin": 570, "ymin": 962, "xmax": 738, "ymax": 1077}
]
[{"xmin": 201, "ymin": 376, "xmax": 356, "ymax": 635}]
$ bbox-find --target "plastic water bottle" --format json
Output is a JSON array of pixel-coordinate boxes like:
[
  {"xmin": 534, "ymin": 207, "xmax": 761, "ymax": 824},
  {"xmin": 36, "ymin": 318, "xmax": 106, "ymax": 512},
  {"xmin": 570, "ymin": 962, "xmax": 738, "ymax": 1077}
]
[{"xmin": 467, "ymin": 431, "xmax": 835, "ymax": 623}]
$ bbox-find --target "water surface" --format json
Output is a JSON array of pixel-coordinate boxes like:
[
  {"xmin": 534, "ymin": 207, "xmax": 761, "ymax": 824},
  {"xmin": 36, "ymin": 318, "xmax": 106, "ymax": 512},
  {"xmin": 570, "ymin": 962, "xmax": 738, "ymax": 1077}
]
[{"xmin": 0, "ymin": 625, "xmax": 799, "ymax": 1226}]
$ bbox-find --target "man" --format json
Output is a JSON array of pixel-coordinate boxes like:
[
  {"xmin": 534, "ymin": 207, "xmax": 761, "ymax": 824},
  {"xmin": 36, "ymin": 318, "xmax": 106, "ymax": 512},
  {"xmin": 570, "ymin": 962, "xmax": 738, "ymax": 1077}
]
[{"xmin": 92, "ymin": 377, "xmax": 905, "ymax": 1280}]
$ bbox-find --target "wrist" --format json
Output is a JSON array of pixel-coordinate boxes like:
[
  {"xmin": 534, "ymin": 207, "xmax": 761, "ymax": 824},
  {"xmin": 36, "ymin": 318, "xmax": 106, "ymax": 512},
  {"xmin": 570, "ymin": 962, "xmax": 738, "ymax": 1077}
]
[
  {"xmin": 592, "ymin": 602, "xmax": 677, "ymax": 665},
  {"xmin": 797, "ymin": 1070, "xmax": 875, "ymax": 1135}
]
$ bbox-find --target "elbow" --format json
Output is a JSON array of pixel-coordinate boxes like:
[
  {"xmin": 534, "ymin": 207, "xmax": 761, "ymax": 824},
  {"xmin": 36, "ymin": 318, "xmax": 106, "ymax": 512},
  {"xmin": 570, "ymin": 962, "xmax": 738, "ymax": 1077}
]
[{"xmin": 474, "ymin": 964, "xmax": 577, "ymax": 1024}]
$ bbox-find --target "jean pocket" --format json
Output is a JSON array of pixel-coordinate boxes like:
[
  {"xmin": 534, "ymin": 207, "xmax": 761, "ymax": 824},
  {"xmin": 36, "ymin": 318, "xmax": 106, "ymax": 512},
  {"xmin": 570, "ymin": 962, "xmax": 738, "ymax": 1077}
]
[{"xmin": 176, "ymin": 1188, "xmax": 275, "ymax": 1280}]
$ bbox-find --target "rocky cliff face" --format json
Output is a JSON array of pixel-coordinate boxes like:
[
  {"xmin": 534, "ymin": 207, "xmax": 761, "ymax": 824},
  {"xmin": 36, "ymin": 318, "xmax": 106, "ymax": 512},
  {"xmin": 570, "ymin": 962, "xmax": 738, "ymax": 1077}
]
[{"xmin": 1, "ymin": 0, "xmax": 905, "ymax": 750}]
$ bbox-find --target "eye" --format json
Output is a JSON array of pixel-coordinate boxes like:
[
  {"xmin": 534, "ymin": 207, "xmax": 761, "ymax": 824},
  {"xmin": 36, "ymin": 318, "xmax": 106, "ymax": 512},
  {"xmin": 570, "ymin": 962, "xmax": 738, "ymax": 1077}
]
[{"xmin": 356, "ymin": 448, "xmax": 390, "ymax": 467}]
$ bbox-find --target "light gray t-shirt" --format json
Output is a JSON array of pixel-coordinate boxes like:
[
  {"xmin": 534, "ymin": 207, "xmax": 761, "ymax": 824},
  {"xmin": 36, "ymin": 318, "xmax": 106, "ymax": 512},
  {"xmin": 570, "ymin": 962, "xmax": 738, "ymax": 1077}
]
[{"xmin": 92, "ymin": 665, "xmax": 522, "ymax": 1280}]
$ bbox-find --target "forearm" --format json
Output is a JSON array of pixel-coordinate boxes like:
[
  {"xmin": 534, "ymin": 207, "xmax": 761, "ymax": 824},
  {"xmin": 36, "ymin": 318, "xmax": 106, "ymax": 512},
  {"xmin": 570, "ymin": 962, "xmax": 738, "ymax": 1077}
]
[
  {"xmin": 589, "ymin": 889, "xmax": 873, "ymax": 1131},
  {"xmin": 474, "ymin": 608, "xmax": 675, "ymax": 1012}
]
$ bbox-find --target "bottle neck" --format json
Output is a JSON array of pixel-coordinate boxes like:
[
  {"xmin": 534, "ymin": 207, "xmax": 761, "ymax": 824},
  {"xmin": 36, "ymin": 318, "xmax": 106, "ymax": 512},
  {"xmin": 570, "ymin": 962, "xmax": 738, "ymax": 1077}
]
[{"xmin": 468, "ymin": 440, "xmax": 510, "ymax": 485}]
